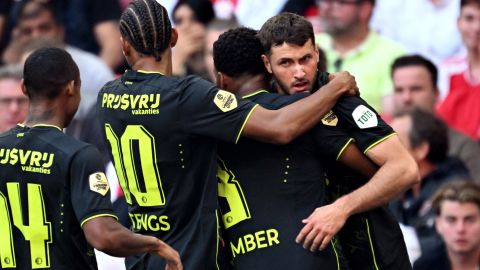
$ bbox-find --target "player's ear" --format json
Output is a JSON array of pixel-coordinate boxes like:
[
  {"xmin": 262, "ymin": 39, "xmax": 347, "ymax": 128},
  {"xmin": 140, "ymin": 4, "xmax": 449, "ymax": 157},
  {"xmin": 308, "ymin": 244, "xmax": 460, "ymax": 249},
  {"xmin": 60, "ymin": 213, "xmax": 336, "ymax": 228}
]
[
  {"xmin": 314, "ymin": 45, "xmax": 320, "ymax": 63},
  {"xmin": 261, "ymin": 54, "xmax": 273, "ymax": 74},
  {"xmin": 20, "ymin": 79, "xmax": 28, "ymax": 96},
  {"xmin": 216, "ymin": 71, "xmax": 226, "ymax": 89},
  {"xmin": 170, "ymin": 28, "xmax": 178, "ymax": 47},
  {"xmin": 412, "ymin": 142, "xmax": 429, "ymax": 161},
  {"xmin": 65, "ymin": 80, "xmax": 76, "ymax": 96},
  {"xmin": 121, "ymin": 37, "xmax": 131, "ymax": 58}
]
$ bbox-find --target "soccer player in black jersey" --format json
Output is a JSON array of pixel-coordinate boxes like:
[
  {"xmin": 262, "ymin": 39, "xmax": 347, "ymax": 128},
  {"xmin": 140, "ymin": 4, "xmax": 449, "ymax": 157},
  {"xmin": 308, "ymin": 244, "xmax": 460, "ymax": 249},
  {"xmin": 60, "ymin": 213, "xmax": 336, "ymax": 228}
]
[
  {"xmin": 257, "ymin": 13, "xmax": 419, "ymax": 270},
  {"xmin": 97, "ymin": 1, "xmax": 359, "ymax": 269},
  {"xmin": 0, "ymin": 47, "xmax": 182, "ymax": 270},
  {"xmin": 213, "ymin": 27, "xmax": 384, "ymax": 270}
]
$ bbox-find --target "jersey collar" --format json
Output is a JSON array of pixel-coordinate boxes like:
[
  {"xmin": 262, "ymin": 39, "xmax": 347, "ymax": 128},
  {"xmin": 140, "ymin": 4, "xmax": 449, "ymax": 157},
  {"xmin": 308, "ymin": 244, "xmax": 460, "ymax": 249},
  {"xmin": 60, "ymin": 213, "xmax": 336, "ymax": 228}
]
[{"xmin": 242, "ymin": 90, "xmax": 270, "ymax": 99}]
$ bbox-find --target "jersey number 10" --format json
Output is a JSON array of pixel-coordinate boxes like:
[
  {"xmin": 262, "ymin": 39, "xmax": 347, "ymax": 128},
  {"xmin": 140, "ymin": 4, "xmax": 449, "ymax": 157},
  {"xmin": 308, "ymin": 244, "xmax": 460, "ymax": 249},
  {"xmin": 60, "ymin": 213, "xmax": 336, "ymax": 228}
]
[
  {"xmin": 0, "ymin": 183, "xmax": 52, "ymax": 269},
  {"xmin": 104, "ymin": 124, "xmax": 166, "ymax": 207}
]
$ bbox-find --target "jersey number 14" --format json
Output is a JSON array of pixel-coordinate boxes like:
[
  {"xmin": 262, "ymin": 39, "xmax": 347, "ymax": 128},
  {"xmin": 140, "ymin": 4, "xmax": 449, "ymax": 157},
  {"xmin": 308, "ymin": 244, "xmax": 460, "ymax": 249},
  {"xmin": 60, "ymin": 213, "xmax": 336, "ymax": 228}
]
[{"xmin": 0, "ymin": 183, "xmax": 52, "ymax": 269}]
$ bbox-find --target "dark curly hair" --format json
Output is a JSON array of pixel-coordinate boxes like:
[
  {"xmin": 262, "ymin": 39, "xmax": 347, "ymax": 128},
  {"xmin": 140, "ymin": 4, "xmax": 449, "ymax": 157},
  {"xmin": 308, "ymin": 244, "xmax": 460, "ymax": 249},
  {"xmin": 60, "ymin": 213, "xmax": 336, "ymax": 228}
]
[
  {"xmin": 119, "ymin": 0, "xmax": 172, "ymax": 61},
  {"xmin": 23, "ymin": 47, "xmax": 79, "ymax": 100},
  {"xmin": 213, "ymin": 27, "xmax": 267, "ymax": 78}
]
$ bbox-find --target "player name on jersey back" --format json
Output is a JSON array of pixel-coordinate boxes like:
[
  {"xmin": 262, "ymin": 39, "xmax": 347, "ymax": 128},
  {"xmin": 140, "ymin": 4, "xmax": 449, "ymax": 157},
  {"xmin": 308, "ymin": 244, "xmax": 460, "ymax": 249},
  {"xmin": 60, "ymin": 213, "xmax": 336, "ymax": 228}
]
[
  {"xmin": 0, "ymin": 147, "xmax": 54, "ymax": 174},
  {"xmin": 101, "ymin": 93, "xmax": 161, "ymax": 115}
]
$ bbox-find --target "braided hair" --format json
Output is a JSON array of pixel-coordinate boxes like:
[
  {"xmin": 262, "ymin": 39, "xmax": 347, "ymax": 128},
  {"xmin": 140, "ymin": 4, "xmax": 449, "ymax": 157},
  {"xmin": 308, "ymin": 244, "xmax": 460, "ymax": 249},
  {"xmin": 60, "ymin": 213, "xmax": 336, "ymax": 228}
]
[{"xmin": 119, "ymin": 0, "xmax": 172, "ymax": 61}]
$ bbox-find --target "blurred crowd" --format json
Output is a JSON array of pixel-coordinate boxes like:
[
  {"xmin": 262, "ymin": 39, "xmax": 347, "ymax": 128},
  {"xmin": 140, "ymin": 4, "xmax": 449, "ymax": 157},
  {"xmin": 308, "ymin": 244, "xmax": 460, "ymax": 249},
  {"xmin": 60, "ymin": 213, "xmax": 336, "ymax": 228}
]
[{"xmin": 0, "ymin": 0, "xmax": 479, "ymax": 269}]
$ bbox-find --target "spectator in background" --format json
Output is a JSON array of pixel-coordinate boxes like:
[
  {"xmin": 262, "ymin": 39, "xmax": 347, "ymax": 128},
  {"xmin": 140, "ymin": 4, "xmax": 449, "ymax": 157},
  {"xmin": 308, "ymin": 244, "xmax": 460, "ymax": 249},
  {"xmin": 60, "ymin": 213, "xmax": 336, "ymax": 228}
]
[
  {"xmin": 391, "ymin": 55, "xmax": 480, "ymax": 183},
  {"xmin": 371, "ymin": 0, "xmax": 463, "ymax": 65},
  {"xmin": 5, "ymin": 0, "xmax": 114, "ymax": 140},
  {"xmin": 437, "ymin": 0, "xmax": 480, "ymax": 141},
  {"xmin": 171, "ymin": 0, "xmax": 214, "ymax": 78},
  {"xmin": 0, "ymin": 64, "xmax": 28, "ymax": 133},
  {"xmin": 438, "ymin": 0, "xmax": 480, "ymax": 100},
  {"xmin": 63, "ymin": 0, "xmax": 123, "ymax": 70},
  {"xmin": 390, "ymin": 108, "xmax": 471, "ymax": 255},
  {"xmin": 413, "ymin": 180, "xmax": 480, "ymax": 270},
  {"xmin": 203, "ymin": 17, "xmax": 239, "ymax": 82},
  {"xmin": 316, "ymin": 0, "xmax": 406, "ymax": 113}
]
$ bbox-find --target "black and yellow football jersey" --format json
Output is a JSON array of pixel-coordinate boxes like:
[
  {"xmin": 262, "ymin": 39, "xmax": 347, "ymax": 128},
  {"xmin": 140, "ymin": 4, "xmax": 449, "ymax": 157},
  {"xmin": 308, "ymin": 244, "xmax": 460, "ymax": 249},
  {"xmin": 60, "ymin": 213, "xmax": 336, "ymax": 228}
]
[
  {"xmin": 217, "ymin": 91, "xmax": 351, "ymax": 270},
  {"xmin": 97, "ymin": 70, "xmax": 257, "ymax": 270},
  {"xmin": 0, "ymin": 124, "xmax": 116, "ymax": 270},
  {"xmin": 314, "ymin": 72, "xmax": 411, "ymax": 270},
  {"xmin": 324, "ymin": 97, "xmax": 411, "ymax": 270}
]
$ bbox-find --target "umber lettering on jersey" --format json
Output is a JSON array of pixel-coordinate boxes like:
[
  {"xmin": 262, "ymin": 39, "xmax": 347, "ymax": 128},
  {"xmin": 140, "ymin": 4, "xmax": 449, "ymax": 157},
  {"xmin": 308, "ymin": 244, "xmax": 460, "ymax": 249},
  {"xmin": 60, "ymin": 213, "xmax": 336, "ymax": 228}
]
[{"xmin": 230, "ymin": 228, "xmax": 280, "ymax": 258}]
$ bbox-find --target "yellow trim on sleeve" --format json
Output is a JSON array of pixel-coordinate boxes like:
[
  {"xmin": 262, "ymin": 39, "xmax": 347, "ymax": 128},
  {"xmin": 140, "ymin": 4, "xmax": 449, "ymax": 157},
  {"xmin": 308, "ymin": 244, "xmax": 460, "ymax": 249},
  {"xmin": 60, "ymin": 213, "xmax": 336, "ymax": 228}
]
[
  {"xmin": 242, "ymin": 90, "xmax": 270, "ymax": 99},
  {"xmin": 336, "ymin": 138, "xmax": 354, "ymax": 161},
  {"xmin": 235, "ymin": 104, "xmax": 259, "ymax": 144},
  {"xmin": 80, "ymin": 214, "xmax": 118, "ymax": 228},
  {"xmin": 363, "ymin": 132, "xmax": 397, "ymax": 154}
]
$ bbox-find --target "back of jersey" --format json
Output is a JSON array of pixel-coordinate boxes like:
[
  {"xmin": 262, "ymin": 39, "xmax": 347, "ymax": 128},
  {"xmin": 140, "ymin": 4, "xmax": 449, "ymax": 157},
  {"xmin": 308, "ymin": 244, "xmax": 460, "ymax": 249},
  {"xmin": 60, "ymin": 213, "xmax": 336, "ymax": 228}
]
[
  {"xmin": 97, "ymin": 71, "xmax": 255, "ymax": 269},
  {"xmin": 0, "ymin": 125, "xmax": 112, "ymax": 270}
]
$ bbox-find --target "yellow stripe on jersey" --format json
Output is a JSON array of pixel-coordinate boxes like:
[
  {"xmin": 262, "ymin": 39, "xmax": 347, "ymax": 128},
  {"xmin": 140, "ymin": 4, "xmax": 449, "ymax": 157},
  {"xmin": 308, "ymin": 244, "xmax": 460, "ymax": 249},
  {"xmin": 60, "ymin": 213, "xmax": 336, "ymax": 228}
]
[
  {"xmin": 363, "ymin": 133, "xmax": 397, "ymax": 154},
  {"xmin": 330, "ymin": 239, "xmax": 341, "ymax": 270},
  {"xmin": 235, "ymin": 104, "xmax": 259, "ymax": 144},
  {"xmin": 365, "ymin": 218, "xmax": 380, "ymax": 270},
  {"xmin": 336, "ymin": 138, "xmax": 354, "ymax": 161},
  {"xmin": 242, "ymin": 90, "xmax": 270, "ymax": 99},
  {"xmin": 137, "ymin": 70, "xmax": 164, "ymax": 75},
  {"xmin": 80, "ymin": 214, "xmax": 118, "ymax": 228},
  {"xmin": 32, "ymin": 124, "xmax": 62, "ymax": 131}
]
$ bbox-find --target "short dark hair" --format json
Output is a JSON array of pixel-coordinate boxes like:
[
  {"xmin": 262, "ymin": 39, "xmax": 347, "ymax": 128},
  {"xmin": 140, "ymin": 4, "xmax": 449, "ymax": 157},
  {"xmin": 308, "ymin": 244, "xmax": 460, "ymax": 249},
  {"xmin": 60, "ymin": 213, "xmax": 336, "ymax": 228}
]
[
  {"xmin": 173, "ymin": 0, "xmax": 215, "ymax": 25},
  {"xmin": 17, "ymin": 0, "xmax": 60, "ymax": 25},
  {"xmin": 391, "ymin": 55, "xmax": 438, "ymax": 89},
  {"xmin": 23, "ymin": 47, "xmax": 79, "ymax": 100},
  {"xmin": 461, "ymin": 0, "xmax": 480, "ymax": 8},
  {"xmin": 395, "ymin": 108, "xmax": 448, "ymax": 164},
  {"xmin": 213, "ymin": 27, "xmax": 267, "ymax": 78},
  {"xmin": 120, "ymin": 0, "xmax": 172, "ymax": 61},
  {"xmin": 432, "ymin": 180, "xmax": 480, "ymax": 216},
  {"xmin": 257, "ymin": 12, "xmax": 315, "ymax": 56}
]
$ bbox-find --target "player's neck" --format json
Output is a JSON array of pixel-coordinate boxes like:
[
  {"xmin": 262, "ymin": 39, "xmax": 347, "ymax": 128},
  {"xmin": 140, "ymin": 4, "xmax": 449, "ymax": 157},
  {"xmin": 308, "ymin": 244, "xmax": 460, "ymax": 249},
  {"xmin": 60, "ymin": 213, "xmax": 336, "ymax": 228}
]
[
  {"xmin": 236, "ymin": 74, "xmax": 270, "ymax": 97},
  {"xmin": 129, "ymin": 50, "xmax": 172, "ymax": 75},
  {"xmin": 131, "ymin": 58, "xmax": 171, "ymax": 75},
  {"xmin": 25, "ymin": 101, "xmax": 67, "ymax": 129}
]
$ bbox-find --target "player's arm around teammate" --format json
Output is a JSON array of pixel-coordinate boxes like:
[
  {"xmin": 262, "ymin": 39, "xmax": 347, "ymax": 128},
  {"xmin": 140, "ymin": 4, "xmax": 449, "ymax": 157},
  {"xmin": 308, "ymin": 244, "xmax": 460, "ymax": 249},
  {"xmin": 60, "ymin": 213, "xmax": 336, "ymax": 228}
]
[
  {"xmin": 296, "ymin": 134, "xmax": 419, "ymax": 251},
  {"xmin": 241, "ymin": 70, "xmax": 359, "ymax": 144}
]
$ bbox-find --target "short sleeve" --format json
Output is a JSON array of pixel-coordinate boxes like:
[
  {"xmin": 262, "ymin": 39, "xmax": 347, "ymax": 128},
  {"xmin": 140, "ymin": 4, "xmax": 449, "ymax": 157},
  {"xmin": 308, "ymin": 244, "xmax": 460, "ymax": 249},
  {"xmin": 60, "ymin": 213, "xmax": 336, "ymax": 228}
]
[
  {"xmin": 70, "ymin": 145, "xmax": 117, "ymax": 227},
  {"xmin": 312, "ymin": 117, "xmax": 354, "ymax": 161},
  {"xmin": 179, "ymin": 77, "xmax": 257, "ymax": 143},
  {"xmin": 332, "ymin": 96, "xmax": 396, "ymax": 152}
]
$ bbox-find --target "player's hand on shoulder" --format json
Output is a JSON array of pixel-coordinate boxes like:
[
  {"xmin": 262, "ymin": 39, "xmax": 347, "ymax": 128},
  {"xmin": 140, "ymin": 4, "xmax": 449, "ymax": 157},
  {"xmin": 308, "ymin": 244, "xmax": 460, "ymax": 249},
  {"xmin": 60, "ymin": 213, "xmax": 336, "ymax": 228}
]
[
  {"xmin": 295, "ymin": 202, "xmax": 348, "ymax": 252},
  {"xmin": 328, "ymin": 71, "xmax": 359, "ymax": 97}
]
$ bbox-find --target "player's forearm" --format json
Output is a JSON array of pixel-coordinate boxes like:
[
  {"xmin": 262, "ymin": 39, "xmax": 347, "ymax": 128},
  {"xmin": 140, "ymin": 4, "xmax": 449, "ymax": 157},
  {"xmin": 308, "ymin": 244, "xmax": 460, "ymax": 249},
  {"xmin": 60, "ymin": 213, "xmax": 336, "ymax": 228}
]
[
  {"xmin": 92, "ymin": 223, "xmax": 163, "ymax": 257},
  {"xmin": 334, "ymin": 152, "xmax": 419, "ymax": 216}
]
